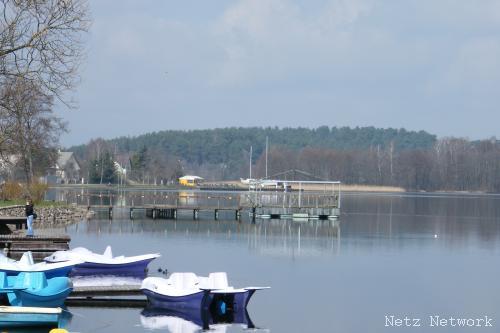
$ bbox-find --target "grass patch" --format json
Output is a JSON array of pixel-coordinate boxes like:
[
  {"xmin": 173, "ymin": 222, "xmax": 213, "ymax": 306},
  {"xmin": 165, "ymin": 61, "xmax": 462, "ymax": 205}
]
[{"xmin": 0, "ymin": 200, "xmax": 24, "ymax": 207}]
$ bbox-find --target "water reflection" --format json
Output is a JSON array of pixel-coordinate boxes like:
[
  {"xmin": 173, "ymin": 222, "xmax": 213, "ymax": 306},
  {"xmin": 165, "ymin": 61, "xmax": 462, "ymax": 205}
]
[
  {"xmin": 342, "ymin": 193, "xmax": 500, "ymax": 249},
  {"xmin": 46, "ymin": 188, "xmax": 242, "ymax": 209},
  {"xmin": 0, "ymin": 329, "xmax": 55, "ymax": 333},
  {"xmin": 52, "ymin": 188, "xmax": 500, "ymax": 250},
  {"xmin": 0, "ymin": 310, "xmax": 72, "ymax": 333},
  {"xmin": 49, "ymin": 190, "xmax": 500, "ymax": 332},
  {"xmin": 70, "ymin": 217, "xmax": 341, "ymax": 259},
  {"xmin": 140, "ymin": 307, "xmax": 257, "ymax": 332}
]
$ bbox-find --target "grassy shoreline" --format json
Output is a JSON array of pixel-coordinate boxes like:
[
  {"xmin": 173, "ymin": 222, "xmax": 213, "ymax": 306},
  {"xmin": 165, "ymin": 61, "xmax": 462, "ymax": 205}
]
[
  {"xmin": 48, "ymin": 184, "xmax": 496, "ymax": 195},
  {"xmin": 48, "ymin": 182, "xmax": 405, "ymax": 192}
]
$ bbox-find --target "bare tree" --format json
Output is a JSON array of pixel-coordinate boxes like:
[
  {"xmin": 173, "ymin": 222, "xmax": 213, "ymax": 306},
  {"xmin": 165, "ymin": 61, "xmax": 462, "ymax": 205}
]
[
  {"xmin": 389, "ymin": 140, "xmax": 394, "ymax": 182},
  {"xmin": 1, "ymin": 78, "xmax": 66, "ymax": 186},
  {"xmin": 84, "ymin": 138, "xmax": 110, "ymax": 184},
  {"xmin": 0, "ymin": 0, "xmax": 90, "ymax": 104}
]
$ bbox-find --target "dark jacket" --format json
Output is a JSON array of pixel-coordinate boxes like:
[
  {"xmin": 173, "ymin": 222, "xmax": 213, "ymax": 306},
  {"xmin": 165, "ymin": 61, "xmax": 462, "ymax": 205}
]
[{"xmin": 25, "ymin": 204, "xmax": 34, "ymax": 217}]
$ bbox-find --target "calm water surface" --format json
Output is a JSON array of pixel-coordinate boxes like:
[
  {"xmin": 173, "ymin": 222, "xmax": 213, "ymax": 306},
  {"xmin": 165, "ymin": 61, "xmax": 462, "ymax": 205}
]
[{"xmin": 37, "ymin": 193, "xmax": 500, "ymax": 332}]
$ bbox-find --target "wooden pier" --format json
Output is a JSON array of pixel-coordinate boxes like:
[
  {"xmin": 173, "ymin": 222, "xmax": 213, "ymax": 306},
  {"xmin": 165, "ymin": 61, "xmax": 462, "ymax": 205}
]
[
  {"xmin": 141, "ymin": 206, "xmax": 242, "ymax": 221},
  {"xmin": 65, "ymin": 297, "xmax": 147, "ymax": 308},
  {"xmin": 254, "ymin": 208, "xmax": 340, "ymax": 220},
  {"xmin": 74, "ymin": 184, "xmax": 342, "ymax": 221},
  {"xmin": 71, "ymin": 284, "xmax": 142, "ymax": 296},
  {"xmin": 66, "ymin": 284, "xmax": 146, "ymax": 307},
  {"xmin": 0, "ymin": 217, "xmax": 27, "ymax": 233},
  {"xmin": 87, "ymin": 203, "xmax": 339, "ymax": 221},
  {"xmin": 0, "ymin": 234, "xmax": 70, "ymax": 259}
]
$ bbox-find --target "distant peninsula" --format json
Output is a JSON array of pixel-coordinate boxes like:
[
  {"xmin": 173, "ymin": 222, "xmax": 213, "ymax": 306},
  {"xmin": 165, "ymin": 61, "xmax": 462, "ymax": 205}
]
[{"xmin": 67, "ymin": 126, "xmax": 499, "ymax": 193}]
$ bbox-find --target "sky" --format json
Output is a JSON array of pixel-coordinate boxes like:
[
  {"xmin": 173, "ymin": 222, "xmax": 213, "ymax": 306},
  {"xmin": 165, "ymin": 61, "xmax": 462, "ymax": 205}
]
[{"xmin": 56, "ymin": 0, "xmax": 500, "ymax": 146}]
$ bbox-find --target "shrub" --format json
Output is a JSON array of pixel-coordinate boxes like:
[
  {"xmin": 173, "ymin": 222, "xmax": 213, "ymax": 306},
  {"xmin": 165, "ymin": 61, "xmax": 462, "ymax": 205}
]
[
  {"xmin": 29, "ymin": 182, "xmax": 49, "ymax": 203},
  {"xmin": 0, "ymin": 182, "xmax": 23, "ymax": 201},
  {"xmin": 0, "ymin": 181, "xmax": 48, "ymax": 203}
]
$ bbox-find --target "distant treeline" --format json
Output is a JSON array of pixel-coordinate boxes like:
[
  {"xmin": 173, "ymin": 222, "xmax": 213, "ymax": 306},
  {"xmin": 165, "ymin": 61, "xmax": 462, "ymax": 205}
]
[
  {"xmin": 69, "ymin": 126, "xmax": 500, "ymax": 192},
  {"xmin": 72, "ymin": 126, "xmax": 436, "ymax": 163}
]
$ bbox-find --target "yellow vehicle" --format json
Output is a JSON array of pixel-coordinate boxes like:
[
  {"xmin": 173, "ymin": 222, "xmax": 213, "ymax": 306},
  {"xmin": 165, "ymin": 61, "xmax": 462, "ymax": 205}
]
[{"xmin": 178, "ymin": 175, "xmax": 203, "ymax": 187}]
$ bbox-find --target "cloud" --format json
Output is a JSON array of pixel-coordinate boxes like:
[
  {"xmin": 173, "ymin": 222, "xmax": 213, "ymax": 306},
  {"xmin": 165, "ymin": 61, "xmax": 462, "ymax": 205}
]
[
  {"xmin": 58, "ymin": 0, "xmax": 500, "ymax": 145},
  {"xmin": 211, "ymin": 0, "xmax": 307, "ymax": 85},
  {"xmin": 414, "ymin": 0, "xmax": 500, "ymax": 28},
  {"xmin": 434, "ymin": 38, "xmax": 500, "ymax": 95},
  {"xmin": 320, "ymin": 0, "xmax": 373, "ymax": 28},
  {"xmin": 208, "ymin": 0, "xmax": 440, "ymax": 95}
]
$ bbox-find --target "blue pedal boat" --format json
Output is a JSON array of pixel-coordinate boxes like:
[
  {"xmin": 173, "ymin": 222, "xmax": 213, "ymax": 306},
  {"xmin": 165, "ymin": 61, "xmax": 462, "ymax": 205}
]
[
  {"xmin": 0, "ymin": 251, "xmax": 82, "ymax": 278},
  {"xmin": 45, "ymin": 246, "xmax": 160, "ymax": 278},
  {"xmin": 141, "ymin": 272, "xmax": 269, "ymax": 312},
  {"xmin": 0, "ymin": 272, "xmax": 72, "ymax": 308},
  {"xmin": 0, "ymin": 306, "xmax": 62, "ymax": 328}
]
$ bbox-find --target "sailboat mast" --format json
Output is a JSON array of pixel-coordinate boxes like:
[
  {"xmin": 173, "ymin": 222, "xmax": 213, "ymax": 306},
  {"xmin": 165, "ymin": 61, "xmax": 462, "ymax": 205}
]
[
  {"xmin": 250, "ymin": 145, "xmax": 253, "ymax": 179},
  {"xmin": 265, "ymin": 136, "xmax": 268, "ymax": 178}
]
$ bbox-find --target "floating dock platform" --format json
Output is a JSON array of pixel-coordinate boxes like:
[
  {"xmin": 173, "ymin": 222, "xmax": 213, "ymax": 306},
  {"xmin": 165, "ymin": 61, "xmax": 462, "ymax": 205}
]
[
  {"xmin": 0, "ymin": 217, "xmax": 27, "ymax": 233},
  {"xmin": 71, "ymin": 284, "xmax": 142, "ymax": 297},
  {"xmin": 0, "ymin": 234, "xmax": 70, "ymax": 260},
  {"xmin": 67, "ymin": 284, "xmax": 146, "ymax": 308},
  {"xmin": 254, "ymin": 207, "xmax": 340, "ymax": 220}
]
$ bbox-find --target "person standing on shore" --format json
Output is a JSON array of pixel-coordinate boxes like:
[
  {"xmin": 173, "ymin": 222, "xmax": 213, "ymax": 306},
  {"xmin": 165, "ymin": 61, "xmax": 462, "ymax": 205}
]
[{"xmin": 25, "ymin": 199, "xmax": 34, "ymax": 237}]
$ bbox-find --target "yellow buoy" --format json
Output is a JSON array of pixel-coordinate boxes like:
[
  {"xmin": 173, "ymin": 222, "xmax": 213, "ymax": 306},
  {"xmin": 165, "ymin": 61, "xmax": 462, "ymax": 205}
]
[{"xmin": 49, "ymin": 329, "xmax": 68, "ymax": 333}]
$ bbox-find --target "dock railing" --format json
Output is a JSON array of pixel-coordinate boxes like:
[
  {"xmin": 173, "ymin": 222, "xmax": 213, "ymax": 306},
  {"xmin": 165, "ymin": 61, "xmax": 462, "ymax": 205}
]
[
  {"xmin": 242, "ymin": 180, "xmax": 341, "ymax": 209},
  {"xmin": 240, "ymin": 192, "xmax": 339, "ymax": 209},
  {"xmin": 55, "ymin": 180, "xmax": 342, "ymax": 220}
]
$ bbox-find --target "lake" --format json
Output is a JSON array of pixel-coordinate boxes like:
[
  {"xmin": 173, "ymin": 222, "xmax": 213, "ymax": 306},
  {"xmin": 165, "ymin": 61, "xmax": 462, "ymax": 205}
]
[{"xmin": 29, "ymin": 191, "xmax": 500, "ymax": 332}]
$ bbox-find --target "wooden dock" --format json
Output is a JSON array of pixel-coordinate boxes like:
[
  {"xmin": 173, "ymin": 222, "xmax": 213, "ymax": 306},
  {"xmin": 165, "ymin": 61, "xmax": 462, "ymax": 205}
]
[
  {"xmin": 67, "ymin": 284, "xmax": 146, "ymax": 307},
  {"xmin": 0, "ymin": 234, "xmax": 70, "ymax": 259},
  {"xmin": 0, "ymin": 217, "xmax": 27, "ymax": 232},
  {"xmin": 71, "ymin": 284, "xmax": 142, "ymax": 296},
  {"xmin": 65, "ymin": 297, "xmax": 147, "ymax": 308},
  {"xmin": 89, "ymin": 204, "xmax": 339, "ymax": 221},
  {"xmin": 142, "ymin": 206, "xmax": 242, "ymax": 221},
  {"xmin": 81, "ymin": 190, "xmax": 341, "ymax": 221}
]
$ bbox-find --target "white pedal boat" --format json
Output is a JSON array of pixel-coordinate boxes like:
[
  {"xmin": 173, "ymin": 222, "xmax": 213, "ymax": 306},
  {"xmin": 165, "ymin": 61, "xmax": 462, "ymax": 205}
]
[
  {"xmin": 141, "ymin": 272, "xmax": 269, "ymax": 312},
  {"xmin": 0, "ymin": 251, "xmax": 82, "ymax": 278},
  {"xmin": 45, "ymin": 246, "xmax": 160, "ymax": 277}
]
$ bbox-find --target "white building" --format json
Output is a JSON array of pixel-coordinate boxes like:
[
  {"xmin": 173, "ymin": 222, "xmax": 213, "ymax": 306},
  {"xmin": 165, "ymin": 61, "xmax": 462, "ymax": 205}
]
[{"xmin": 46, "ymin": 151, "xmax": 81, "ymax": 184}]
